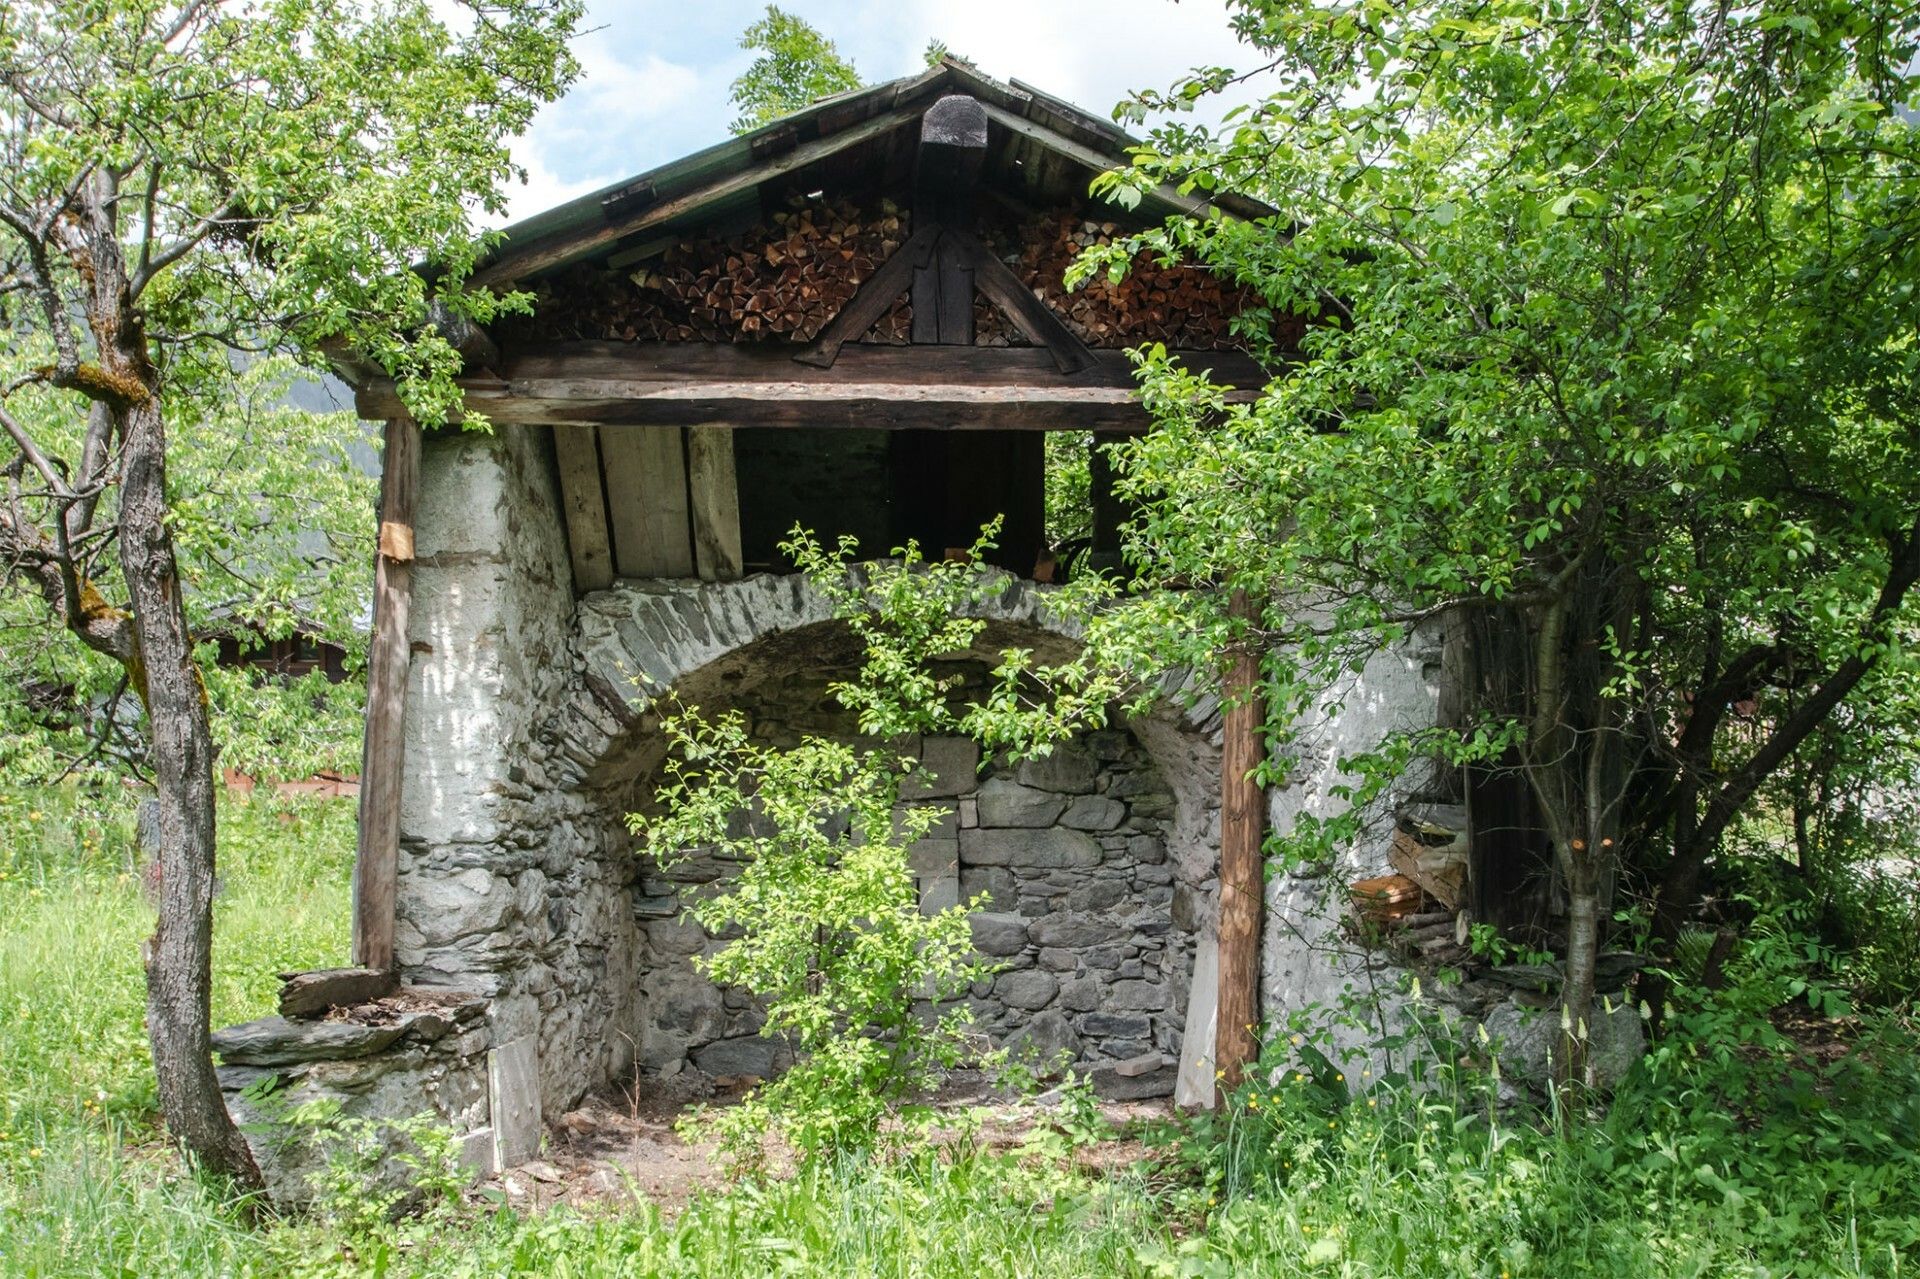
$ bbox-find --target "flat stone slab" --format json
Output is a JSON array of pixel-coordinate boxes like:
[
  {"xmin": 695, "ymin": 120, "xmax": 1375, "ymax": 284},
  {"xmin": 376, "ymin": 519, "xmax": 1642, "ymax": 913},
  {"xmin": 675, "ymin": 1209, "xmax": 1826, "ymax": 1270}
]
[{"xmin": 213, "ymin": 1016, "xmax": 410, "ymax": 1066}]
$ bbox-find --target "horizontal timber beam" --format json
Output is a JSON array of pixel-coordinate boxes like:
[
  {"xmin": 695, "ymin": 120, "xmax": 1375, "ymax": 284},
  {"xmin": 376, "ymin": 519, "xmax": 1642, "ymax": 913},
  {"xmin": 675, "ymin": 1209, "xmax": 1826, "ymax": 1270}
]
[{"xmin": 354, "ymin": 342, "xmax": 1268, "ymax": 431}]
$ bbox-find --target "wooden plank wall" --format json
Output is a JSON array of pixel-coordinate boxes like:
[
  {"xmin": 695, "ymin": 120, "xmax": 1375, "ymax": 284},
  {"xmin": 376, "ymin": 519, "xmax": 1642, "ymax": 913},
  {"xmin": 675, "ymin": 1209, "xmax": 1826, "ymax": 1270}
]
[{"xmin": 553, "ymin": 423, "xmax": 745, "ymax": 588}]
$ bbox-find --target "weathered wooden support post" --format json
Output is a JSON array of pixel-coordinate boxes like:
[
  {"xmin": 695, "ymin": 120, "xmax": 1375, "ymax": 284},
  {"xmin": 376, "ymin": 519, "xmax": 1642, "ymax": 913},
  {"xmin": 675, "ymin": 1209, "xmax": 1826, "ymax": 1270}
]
[
  {"xmin": 352, "ymin": 415, "xmax": 420, "ymax": 973},
  {"xmin": 1214, "ymin": 588, "xmax": 1267, "ymax": 1100}
]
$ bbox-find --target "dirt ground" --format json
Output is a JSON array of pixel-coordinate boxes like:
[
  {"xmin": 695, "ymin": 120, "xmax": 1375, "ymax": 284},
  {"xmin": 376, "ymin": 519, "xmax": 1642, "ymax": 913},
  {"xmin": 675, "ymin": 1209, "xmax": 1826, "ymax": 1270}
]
[{"xmin": 480, "ymin": 1075, "xmax": 1178, "ymax": 1215}]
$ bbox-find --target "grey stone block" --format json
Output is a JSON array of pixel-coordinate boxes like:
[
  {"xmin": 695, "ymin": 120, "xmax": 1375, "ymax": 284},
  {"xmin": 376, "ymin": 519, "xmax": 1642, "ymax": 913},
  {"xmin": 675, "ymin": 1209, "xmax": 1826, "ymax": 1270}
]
[
  {"xmin": 996, "ymin": 970, "xmax": 1059, "ymax": 1011},
  {"xmin": 1017, "ymin": 749, "xmax": 1097, "ymax": 794},
  {"xmin": 974, "ymin": 778, "xmax": 1068, "ymax": 828},
  {"xmin": 960, "ymin": 827, "xmax": 1101, "ymax": 868},
  {"xmin": 969, "ymin": 912, "xmax": 1031, "ymax": 957},
  {"xmin": 1060, "ymin": 796, "xmax": 1126, "ymax": 831},
  {"xmin": 903, "ymin": 737, "xmax": 980, "ymax": 799}
]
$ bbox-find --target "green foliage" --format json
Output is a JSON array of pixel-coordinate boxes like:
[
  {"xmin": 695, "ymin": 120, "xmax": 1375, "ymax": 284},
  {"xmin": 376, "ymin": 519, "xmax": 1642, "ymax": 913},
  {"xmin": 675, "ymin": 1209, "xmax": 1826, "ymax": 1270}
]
[
  {"xmin": 0, "ymin": 358, "xmax": 374, "ymax": 782},
  {"xmin": 286, "ymin": 1101, "xmax": 466, "ymax": 1233},
  {"xmin": 633, "ymin": 527, "xmax": 1023, "ymax": 1165},
  {"xmin": 1, "ymin": 778, "xmax": 1918, "ymax": 1275},
  {"xmin": 1045, "ymin": 431, "xmax": 1095, "ymax": 549},
  {"xmin": 639, "ymin": 707, "xmax": 993, "ymax": 1167},
  {"xmin": 727, "ymin": 5, "xmax": 862, "ymax": 135},
  {"xmin": 1053, "ymin": 2, "xmax": 1920, "ymax": 1043}
]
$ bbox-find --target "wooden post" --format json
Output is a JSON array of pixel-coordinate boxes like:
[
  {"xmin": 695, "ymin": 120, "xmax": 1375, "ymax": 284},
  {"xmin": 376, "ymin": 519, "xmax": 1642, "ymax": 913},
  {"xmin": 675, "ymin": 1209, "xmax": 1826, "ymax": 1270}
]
[
  {"xmin": 1215, "ymin": 588, "xmax": 1267, "ymax": 1101},
  {"xmin": 687, "ymin": 426, "xmax": 743, "ymax": 581},
  {"xmin": 352, "ymin": 416, "xmax": 420, "ymax": 973}
]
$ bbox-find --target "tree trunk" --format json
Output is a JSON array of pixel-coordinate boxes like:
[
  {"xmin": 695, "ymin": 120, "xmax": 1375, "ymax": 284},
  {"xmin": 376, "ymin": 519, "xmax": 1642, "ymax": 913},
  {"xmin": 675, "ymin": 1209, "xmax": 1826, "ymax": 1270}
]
[
  {"xmin": 1215, "ymin": 589, "xmax": 1266, "ymax": 1101},
  {"xmin": 1554, "ymin": 848, "xmax": 1599, "ymax": 1121},
  {"xmin": 120, "ymin": 389, "xmax": 262, "ymax": 1187}
]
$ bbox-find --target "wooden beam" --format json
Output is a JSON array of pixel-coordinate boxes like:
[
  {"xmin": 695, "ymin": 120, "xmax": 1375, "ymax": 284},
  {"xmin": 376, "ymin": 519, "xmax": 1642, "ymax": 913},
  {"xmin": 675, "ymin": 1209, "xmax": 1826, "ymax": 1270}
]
[
  {"xmin": 352, "ymin": 417, "xmax": 419, "ymax": 974},
  {"xmin": 471, "ymin": 105, "xmax": 924, "ymax": 287},
  {"xmin": 1215, "ymin": 588, "xmax": 1266, "ymax": 1101},
  {"xmin": 600, "ymin": 425, "xmax": 693, "ymax": 577},
  {"xmin": 355, "ymin": 343, "xmax": 1268, "ymax": 431},
  {"xmin": 915, "ymin": 94, "xmax": 988, "ymax": 228},
  {"xmin": 948, "ymin": 228, "xmax": 1096, "ymax": 374},
  {"xmin": 795, "ymin": 221, "xmax": 941, "ymax": 368},
  {"xmin": 551, "ymin": 424, "xmax": 614, "ymax": 591},
  {"xmin": 976, "ymin": 101, "xmax": 1214, "ymax": 220},
  {"xmin": 687, "ymin": 426, "xmax": 743, "ymax": 581},
  {"xmin": 278, "ymin": 966, "xmax": 398, "ymax": 1019}
]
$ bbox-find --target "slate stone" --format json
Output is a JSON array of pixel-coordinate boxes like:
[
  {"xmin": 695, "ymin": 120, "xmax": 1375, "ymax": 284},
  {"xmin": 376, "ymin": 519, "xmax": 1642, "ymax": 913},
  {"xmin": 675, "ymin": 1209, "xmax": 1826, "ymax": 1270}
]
[
  {"xmin": 903, "ymin": 737, "xmax": 980, "ymax": 799},
  {"xmin": 213, "ymin": 1016, "xmax": 409, "ymax": 1066},
  {"xmin": 1017, "ymin": 749, "xmax": 1098, "ymax": 795},
  {"xmin": 1008, "ymin": 1010, "xmax": 1082, "ymax": 1068},
  {"xmin": 958, "ymin": 865, "xmax": 1015, "ymax": 910},
  {"xmin": 974, "ymin": 778, "xmax": 1069, "ymax": 828},
  {"xmin": 996, "ymin": 970, "xmax": 1059, "ymax": 1011},
  {"xmin": 1068, "ymin": 879, "xmax": 1128, "ymax": 912},
  {"xmin": 692, "ymin": 1034, "xmax": 790, "ymax": 1079},
  {"xmin": 1080, "ymin": 1012, "xmax": 1151, "ymax": 1038},
  {"xmin": 1029, "ymin": 916, "xmax": 1120, "ymax": 948},
  {"xmin": 1037, "ymin": 947, "xmax": 1079, "ymax": 972},
  {"xmin": 1121, "ymin": 833, "xmax": 1167, "ymax": 860},
  {"xmin": 960, "ymin": 827, "xmax": 1101, "ymax": 869},
  {"xmin": 1108, "ymin": 980, "xmax": 1166, "ymax": 1010},
  {"xmin": 1059, "ymin": 977, "xmax": 1102, "ymax": 1012},
  {"xmin": 969, "ymin": 912, "xmax": 1032, "ymax": 957},
  {"xmin": 1059, "ymin": 796, "xmax": 1126, "ymax": 831}
]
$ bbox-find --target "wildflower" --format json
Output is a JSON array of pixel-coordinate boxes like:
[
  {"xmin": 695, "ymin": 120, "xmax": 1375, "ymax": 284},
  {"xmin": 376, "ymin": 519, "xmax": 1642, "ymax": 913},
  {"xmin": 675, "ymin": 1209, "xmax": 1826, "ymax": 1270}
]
[
  {"xmin": 1248, "ymin": 1097, "xmax": 1260, "ymax": 1111},
  {"xmin": 1335, "ymin": 1072, "xmax": 1344, "ymax": 1082},
  {"xmin": 1215, "ymin": 1069, "xmax": 1226, "ymax": 1079},
  {"xmin": 1327, "ymin": 1121, "xmax": 1336, "ymax": 1129},
  {"xmin": 27, "ymin": 811, "xmax": 41, "ymax": 822},
  {"xmin": 1290, "ymin": 1034, "xmax": 1302, "ymax": 1046},
  {"xmin": 1367, "ymin": 1099, "xmax": 1377, "ymax": 1108},
  {"xmin": 1294, "ymin": 1073, "xmax": 1305, "ymax": 1083}
]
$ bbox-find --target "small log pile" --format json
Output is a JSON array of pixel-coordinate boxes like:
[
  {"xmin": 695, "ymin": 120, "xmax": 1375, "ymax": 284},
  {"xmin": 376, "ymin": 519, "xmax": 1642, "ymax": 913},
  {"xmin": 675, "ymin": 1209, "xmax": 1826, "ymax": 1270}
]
[
  {"xmin": 1349, "ymin": 810, "xmax": 1473, "ymax": 964},
  {"xmin": 983, "ymin": 211, "xmax": 1305, "ymax": 351},
  {"xmin": 502, "ymin": 194, "xmax": 914, "ymax": 346}
]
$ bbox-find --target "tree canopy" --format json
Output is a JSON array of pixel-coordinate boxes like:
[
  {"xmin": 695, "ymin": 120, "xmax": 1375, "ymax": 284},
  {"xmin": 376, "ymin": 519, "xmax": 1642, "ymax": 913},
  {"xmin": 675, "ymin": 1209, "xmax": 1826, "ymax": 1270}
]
[
  {"xmin": 0, "ymin": 0, "xmax": 581, "ymax": 1180},
  {"xmin": 1066, "ymin": 0, "xmax": 1920, "ymax": 1087},
  {"xmin": 728, "ymin": 5, "xmax": 862, "ymax": 135}
]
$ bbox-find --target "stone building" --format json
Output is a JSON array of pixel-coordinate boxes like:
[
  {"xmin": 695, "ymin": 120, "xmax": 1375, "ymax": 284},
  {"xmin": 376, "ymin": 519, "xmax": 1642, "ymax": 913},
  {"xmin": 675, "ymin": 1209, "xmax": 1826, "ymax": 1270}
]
[{"xmin": 213, "ymin": 61, "xmax": 1572, "ymax": 1203}]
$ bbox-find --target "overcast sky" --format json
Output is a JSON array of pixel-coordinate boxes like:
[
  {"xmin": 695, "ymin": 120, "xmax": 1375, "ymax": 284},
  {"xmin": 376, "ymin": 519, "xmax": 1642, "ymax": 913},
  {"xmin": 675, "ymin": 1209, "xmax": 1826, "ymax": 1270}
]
[{"xmin": 499, "ymin": 0, "xmax": 1259, "ymax": 224}]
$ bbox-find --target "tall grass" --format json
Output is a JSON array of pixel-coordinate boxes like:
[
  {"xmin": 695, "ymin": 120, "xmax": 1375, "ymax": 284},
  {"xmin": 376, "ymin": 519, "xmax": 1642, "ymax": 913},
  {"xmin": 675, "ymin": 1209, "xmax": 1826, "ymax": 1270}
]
[{"xmin": 1, "ymin": 783, "xmax": 1916, "ymax": 1277}]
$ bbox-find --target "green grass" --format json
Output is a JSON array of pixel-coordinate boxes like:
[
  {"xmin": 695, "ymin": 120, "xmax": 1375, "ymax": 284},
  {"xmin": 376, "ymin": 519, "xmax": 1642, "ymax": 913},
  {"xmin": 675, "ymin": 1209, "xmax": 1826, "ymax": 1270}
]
[{"xmin": 1, "ymin": 783, "xmax": 1917, "ymax": 1277}]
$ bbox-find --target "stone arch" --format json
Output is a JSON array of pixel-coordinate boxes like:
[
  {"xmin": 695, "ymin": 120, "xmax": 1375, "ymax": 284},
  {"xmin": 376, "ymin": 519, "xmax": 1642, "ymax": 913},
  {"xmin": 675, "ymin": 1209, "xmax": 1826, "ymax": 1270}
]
[{"xmin": 496, "ymin": 571, "xmax": 1226, "ymax": 1103}]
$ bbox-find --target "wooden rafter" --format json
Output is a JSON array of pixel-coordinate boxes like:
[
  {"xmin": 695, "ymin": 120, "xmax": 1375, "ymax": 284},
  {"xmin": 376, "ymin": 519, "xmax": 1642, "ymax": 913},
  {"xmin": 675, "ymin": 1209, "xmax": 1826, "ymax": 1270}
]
[{"xmin": 354, "ymin": 343, "xmax": 1267, "ymax": 431}]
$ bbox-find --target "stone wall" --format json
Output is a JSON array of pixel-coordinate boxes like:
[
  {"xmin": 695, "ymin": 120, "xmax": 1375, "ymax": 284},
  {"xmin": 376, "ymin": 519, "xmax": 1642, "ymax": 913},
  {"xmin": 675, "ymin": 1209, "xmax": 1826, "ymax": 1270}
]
[
  {"xmin": 620, "ymin": 656, "xmax": 1208, "ymax": 1096},
  {"xmin": 215, "ymin": 992, "xmax": 493, "ymax": 1206}
]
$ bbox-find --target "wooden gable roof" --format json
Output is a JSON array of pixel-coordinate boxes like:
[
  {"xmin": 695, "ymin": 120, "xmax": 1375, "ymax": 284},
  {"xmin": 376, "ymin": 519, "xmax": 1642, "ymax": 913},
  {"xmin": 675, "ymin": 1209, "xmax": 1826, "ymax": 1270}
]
[{"xmin": 466, "ymin": 57, "xmax": 1271, "ymax": 290}]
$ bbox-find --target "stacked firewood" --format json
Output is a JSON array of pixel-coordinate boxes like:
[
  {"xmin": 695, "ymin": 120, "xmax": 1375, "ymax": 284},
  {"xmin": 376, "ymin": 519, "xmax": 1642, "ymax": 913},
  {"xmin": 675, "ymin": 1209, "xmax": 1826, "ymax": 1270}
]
[
  {"xmin": 986, "ymin": 212, "xmax": 1298, "ymax": 351},
  {"xmin": 503, "ymin": 194, "xmax": 914, "ymax": 346},
  {"xmin": 500, "ymin": 197, "xmax": 1293, "ymax": 351}
]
